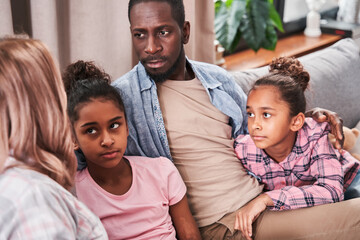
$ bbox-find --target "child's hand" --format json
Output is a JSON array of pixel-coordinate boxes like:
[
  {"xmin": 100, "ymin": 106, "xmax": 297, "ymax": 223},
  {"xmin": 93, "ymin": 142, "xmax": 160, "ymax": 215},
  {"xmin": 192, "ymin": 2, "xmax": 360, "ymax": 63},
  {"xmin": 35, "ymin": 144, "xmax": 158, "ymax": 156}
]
[{"xmin": 234, "ymin": 194, "xmax": 273, "ymax": 240}]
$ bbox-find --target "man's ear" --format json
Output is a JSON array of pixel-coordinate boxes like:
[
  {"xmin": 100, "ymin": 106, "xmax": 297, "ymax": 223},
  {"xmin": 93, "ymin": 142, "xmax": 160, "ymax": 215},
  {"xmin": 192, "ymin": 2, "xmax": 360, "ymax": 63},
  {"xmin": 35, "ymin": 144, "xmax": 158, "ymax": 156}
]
[
  {"xmin": 290, "ymin": 113, "xmax": 305, "ymax": 132},
  {"xmin": 182, "ymin": 21, "xmax": 190, "ymax": 44}
]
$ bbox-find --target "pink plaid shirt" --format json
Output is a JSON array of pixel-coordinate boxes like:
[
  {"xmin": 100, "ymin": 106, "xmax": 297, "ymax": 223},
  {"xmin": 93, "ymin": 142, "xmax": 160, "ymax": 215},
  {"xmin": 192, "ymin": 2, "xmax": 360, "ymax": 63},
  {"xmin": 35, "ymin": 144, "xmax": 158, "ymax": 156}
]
[{"xmin": 235, "ymin": 118, "xmax": 359, "ymax": 211}]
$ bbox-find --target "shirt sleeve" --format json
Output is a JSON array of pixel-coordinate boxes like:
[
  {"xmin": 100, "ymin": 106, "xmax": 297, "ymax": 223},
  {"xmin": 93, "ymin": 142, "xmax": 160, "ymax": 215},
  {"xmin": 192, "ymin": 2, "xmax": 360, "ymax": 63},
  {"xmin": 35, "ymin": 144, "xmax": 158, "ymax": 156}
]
[
  {"xmin": 0, "ymin": 180, "xmax": 107, "ymax": 239},
  {"xmin": 265, "ymin": 131, "xmax": 344, "ymax": 211},
  {"xmin": 160, "ymin": 157, "xmax": 187, "ymax": 206},
  {"xmin": 234, "ymin": 135, "xmax": 251, "ymax": 169}
]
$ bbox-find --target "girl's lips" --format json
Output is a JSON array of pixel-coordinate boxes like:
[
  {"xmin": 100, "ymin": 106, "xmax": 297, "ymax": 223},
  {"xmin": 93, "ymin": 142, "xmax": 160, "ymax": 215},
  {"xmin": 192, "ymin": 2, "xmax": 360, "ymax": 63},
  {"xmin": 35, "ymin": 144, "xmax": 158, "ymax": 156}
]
[
  {"xmin": 252, "ymin": 136, "xmax": 266, "ymax": 141},
  {"xmin": 146, "ymin": 60, "xmax": 166, "ymax": 69},
  {"xmin": 101, "ymin": 151, "xmax": 118, "ymax": 159}
]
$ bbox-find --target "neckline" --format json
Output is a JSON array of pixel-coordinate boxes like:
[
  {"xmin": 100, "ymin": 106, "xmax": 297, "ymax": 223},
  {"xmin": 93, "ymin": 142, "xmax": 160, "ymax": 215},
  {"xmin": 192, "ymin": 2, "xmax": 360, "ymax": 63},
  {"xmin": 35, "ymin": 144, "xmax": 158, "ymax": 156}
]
[{"xmin": 85, "ymin": 156, "xmax": 134, "ymax": 199}]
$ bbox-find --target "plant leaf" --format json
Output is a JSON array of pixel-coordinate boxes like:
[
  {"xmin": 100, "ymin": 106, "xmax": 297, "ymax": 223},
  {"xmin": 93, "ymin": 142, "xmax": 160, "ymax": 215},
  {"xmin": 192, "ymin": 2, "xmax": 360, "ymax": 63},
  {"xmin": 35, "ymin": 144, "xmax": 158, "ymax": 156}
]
[
  {"xmin": 269, "ymin": 1, "xmax": 284, "ymax": 32},
  {"xmin": 228, "ymin": 29, "xmax": 242, "ymax": 53},
  {"xmin": 225, "ymin": 0, "xmax": 234, "ymax": 8},
  {"xmin": 215, "ymin": 0, "xmax": 246, "ymax": 51},
  {"xmin": 260, "ymin": 21, "xmax": 278, "ymax": 50},
  {"xmin": 240, "ymin": 0, "xmax": 269, "ymax": 52}
]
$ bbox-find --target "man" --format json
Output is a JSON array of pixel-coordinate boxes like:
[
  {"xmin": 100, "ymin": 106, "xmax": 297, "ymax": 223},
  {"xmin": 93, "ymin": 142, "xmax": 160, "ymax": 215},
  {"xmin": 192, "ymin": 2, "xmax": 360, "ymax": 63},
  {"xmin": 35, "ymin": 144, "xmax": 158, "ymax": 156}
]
[{"xmin": 112, "ymin": 0, "xmax": 360, "ymax": 239}]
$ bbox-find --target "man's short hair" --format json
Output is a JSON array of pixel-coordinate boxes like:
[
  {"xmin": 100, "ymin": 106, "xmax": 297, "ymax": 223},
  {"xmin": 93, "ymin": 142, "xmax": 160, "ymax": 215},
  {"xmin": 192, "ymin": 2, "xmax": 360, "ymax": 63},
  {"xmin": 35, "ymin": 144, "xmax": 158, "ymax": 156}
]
[{"xmin": 128, "ymin": 0, "xmax": 185, "ymax": 27}]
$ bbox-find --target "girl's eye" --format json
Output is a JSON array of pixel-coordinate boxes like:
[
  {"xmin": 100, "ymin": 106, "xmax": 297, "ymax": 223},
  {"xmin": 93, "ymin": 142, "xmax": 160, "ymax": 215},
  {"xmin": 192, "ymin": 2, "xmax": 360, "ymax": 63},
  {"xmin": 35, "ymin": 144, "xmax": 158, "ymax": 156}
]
[
  {"xmin": 247, "ymin": 112, "xmax": 254, "ymax": 118},
  {"xmin": 86, "ymin": 128, "xmax": 97, "ymax": 134},
  {"xmin": 110, "ymin": 123, "xmax": 120, "ymax": 129},
  {"xmin": 263, "ymin": 113, "xmax": 272, "ymax": 118}
]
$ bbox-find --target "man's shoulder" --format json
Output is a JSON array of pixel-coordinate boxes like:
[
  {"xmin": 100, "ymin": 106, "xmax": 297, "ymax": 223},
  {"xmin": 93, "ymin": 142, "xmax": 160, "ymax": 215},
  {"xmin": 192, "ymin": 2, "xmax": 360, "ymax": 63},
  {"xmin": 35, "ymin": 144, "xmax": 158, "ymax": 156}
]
[
  {"xmin": 112, "ymin": 65, "xmax": 139, "ymax": 88},
  {"xmin": 189, "ymin": 59, "xmax": 231, "ymax": 77}
]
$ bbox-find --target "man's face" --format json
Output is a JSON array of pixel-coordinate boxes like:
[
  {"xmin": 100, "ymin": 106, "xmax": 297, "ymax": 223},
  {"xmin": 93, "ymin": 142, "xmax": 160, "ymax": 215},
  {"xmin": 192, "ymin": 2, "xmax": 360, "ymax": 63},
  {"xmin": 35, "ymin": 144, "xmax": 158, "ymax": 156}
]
[{"xmin": 129, "ymin": 1, "xmax": 188, "ymax": 82}]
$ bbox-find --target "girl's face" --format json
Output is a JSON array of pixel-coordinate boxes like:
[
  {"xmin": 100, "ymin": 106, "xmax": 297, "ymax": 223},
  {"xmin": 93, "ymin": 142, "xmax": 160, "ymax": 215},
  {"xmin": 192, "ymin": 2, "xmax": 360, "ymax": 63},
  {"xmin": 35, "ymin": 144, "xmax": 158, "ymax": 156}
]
[
  {"xmin": 73, "ymin": 98, "xmax": 128, "ymax": 169},
  {"xmin": 246, "ymin": 86, "xmax": 297, "ymax": 155}
]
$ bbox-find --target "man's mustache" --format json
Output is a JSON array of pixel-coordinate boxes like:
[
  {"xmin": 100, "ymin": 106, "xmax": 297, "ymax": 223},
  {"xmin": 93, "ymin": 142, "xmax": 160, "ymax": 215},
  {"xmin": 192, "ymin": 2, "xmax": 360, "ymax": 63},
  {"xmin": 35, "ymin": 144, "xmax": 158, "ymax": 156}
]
[{"xmin": 141, "ymin": 56, "xmax": 167, "ymax": 63}]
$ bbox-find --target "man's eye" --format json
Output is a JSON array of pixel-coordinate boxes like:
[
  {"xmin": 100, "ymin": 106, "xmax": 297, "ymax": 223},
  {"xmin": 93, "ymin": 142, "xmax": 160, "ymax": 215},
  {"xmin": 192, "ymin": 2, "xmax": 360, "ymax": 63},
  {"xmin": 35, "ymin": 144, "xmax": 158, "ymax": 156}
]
[
  {"xmin": 159, "ymin": 30, "xmax": 169, "ymax": 36},
  {"xmin": 110, "ymin": 123, "xmax": 120, "ymax": 129},
  {"xmin": 133, "ymin": 32, "xmax": 144, "ymax": 38},
  {"xmin": 86, "ymin": 128, "xmax": 96, "ymax": 134},
  {"xmin": 247, "ymin": 112, "xmax": 254, "ymax": 117},
  {"xmin": 264, "ymin": 113, "xmax": 272, "ymax": 118}
]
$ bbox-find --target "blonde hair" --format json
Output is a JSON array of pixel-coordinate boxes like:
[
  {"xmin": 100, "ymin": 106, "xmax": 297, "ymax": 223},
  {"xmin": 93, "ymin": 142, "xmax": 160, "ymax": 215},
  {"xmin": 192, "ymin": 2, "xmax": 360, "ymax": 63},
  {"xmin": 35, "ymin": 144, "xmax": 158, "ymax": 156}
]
[{"xmin": 0, "ymin": 37, "xmax": 76, "ymax": 190}]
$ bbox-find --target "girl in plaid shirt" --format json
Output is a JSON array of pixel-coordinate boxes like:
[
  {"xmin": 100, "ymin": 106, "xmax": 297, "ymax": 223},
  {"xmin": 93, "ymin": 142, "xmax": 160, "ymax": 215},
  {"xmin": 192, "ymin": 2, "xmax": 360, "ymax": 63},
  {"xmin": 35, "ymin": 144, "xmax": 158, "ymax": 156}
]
[{"xmin": 234, "ymin": 57, "xmax": 360, "ymax": 240}]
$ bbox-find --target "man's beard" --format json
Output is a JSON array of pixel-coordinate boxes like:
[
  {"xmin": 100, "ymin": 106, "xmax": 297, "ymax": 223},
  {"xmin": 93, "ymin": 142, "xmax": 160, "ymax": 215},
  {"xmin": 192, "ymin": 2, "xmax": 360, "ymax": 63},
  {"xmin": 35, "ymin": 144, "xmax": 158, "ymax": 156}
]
[{"xmin": 143, "ymin": 46, "xmax": 184, "ymax": 83}]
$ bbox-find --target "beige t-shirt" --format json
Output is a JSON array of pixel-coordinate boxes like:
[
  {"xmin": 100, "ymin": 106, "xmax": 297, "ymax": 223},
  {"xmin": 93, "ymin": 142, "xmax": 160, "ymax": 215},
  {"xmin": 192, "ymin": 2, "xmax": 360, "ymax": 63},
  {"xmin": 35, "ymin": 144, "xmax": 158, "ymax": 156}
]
[{"xmin": 157, "ymin": 78, "xmax": 263, "ymax": 227}]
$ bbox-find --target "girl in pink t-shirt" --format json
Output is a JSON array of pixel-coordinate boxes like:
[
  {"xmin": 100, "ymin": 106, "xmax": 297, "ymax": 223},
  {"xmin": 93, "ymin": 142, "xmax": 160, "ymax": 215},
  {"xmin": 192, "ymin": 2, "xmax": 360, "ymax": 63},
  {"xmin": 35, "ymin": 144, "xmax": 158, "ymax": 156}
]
[{"xmin": 63, "ymin": 60, "xmax": 201, "ymax": 240}]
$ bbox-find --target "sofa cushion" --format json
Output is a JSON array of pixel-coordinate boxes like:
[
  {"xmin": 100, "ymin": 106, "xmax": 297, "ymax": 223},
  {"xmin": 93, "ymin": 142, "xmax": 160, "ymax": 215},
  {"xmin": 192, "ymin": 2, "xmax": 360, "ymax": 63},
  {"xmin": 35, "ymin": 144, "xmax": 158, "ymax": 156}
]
[{"xmin": 231, "ymin": 38, "xmax": 360, "ymax": 128}]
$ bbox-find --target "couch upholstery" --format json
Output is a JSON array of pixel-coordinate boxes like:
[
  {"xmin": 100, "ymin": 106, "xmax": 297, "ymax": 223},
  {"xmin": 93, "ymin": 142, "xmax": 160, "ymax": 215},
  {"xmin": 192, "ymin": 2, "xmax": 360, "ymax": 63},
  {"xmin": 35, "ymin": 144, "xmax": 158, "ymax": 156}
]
[{"xmin": 231, "ymin": 38, "xmax": 360, "ymax": 129}]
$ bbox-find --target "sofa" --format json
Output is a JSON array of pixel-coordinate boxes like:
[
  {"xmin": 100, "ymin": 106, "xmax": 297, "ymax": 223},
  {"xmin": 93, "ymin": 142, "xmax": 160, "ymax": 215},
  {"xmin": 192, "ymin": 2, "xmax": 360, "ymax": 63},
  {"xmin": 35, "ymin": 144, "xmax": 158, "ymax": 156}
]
[{"xmin": 231, "ymin": 38, "xmax": 360, "ymax": 155}]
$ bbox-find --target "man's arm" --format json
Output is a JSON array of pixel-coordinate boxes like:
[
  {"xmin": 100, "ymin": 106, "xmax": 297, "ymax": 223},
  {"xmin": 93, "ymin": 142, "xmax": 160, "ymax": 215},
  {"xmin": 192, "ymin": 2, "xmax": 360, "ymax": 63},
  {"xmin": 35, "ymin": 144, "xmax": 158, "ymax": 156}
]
[{"xmin": 169, "ymin": 195, "xmax": 201, "ymax": 240}]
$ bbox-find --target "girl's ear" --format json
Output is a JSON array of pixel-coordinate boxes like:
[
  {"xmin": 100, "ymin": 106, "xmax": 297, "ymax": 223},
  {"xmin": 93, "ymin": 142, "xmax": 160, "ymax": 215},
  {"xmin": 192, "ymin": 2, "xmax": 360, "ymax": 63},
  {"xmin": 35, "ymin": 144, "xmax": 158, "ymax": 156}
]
[
  {"xmin": 74, "ymin": 141, "xmax": 80, "ymax": 150},
  {"xmin": 290, "ymin": 113, "xmax": 305, "ymax": 132}
]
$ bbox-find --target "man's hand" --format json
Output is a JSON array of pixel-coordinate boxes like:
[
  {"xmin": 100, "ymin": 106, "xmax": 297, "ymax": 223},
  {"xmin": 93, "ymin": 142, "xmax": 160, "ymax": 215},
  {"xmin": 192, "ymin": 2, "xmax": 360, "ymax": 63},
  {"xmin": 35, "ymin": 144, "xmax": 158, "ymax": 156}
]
[
  {"xmin": 234, "ymin": 194, "xmax": 273, "ymax": 240},
  {"xmin": 305, "ymin": 107, "xmax": 344, "ymax": 150}
]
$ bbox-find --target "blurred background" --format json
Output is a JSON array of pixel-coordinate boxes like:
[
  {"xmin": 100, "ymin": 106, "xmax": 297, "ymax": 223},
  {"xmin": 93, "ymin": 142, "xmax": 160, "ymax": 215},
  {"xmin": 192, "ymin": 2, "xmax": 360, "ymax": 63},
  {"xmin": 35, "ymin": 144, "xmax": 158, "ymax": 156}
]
[{"xmin": 0, "ymin": 0, "xmax": 357, "ymax": 79}]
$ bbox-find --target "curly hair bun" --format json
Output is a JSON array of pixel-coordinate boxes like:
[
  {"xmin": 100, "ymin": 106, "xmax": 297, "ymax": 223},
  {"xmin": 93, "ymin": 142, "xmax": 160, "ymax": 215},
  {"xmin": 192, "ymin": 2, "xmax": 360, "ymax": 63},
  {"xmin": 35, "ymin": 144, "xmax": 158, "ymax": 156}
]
[
  {"xmin": 62, "ymin": 60, "xmax": 111, "ymax": 93},
  {"xmin": 269, "ymin": 57, "xmax": 310, "ymax": 91}
]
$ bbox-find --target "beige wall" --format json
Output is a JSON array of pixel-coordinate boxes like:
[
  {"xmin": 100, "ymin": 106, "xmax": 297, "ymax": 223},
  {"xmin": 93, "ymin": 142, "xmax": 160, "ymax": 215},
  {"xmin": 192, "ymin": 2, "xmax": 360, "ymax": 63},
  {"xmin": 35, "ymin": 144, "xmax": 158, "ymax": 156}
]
[{"xmin": 1, "ymin": 0, "xmax": 215, "ymax": 80}]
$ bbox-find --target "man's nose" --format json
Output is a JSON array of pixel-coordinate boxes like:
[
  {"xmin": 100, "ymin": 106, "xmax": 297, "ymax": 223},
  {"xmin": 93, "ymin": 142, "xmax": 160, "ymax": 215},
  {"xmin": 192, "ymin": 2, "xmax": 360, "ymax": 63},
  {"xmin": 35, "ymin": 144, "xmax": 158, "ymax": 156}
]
[{"xmin": 145, "ymin": 36, "xmax": 161, "ymax": 54}]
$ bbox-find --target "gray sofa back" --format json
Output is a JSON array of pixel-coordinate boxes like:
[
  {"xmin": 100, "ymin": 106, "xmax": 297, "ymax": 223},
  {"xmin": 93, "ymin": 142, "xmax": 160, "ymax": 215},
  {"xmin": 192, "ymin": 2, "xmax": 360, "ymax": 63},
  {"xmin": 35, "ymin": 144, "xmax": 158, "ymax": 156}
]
[{"xmin": 231, "ymin": 38, "xmax": 360, "ymax": 128}]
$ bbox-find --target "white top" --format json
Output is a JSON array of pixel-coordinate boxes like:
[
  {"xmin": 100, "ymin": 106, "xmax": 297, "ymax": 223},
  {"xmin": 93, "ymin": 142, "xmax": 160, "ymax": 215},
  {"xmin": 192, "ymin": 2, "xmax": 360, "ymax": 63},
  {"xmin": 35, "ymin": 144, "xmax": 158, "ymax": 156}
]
[{"xmin": 0, "ymin": 157, "xmax": 107, "ymax": 240}]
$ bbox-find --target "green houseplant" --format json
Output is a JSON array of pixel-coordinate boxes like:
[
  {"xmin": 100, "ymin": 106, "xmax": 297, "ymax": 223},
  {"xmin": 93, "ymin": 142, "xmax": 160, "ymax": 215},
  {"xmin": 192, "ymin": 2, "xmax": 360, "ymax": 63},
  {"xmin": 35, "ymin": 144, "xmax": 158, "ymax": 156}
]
[{"xmin": 215, "ymin": 0, "xmax": 284, "ymax": 53}]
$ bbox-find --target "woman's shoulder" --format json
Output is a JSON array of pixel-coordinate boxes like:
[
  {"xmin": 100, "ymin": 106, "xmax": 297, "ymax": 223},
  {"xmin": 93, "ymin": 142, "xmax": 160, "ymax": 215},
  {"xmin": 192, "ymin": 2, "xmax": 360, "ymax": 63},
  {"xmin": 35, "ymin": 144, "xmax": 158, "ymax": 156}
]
[
  {"xmin": 0, "ymin": 166, "xmax": 52, "ymax": 199},
  {"xmin": 0, "ymin": 166, "xmax": 77, "ymax": 208},
  {"xmin": 0, "ymin": 166, "xmax": 107, "ymax": 238}
]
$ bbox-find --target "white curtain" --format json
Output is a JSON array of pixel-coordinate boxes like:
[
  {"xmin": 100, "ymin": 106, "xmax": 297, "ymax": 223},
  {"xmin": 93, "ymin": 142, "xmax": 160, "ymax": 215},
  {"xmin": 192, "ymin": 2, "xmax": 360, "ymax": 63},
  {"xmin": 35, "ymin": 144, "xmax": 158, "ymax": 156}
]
[
  {"xmin": 0, "ymin": 0, "xmax": 13, "ymax": 35},
  {"xmin": 1, "ymin": 0, "xmax": 215, "ymax": 80}
]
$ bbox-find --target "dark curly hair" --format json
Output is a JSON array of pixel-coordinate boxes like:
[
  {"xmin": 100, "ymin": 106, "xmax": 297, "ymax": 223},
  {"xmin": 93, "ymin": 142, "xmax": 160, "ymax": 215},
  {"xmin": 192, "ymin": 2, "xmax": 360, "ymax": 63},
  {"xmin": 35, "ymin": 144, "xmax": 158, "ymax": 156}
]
[
  {"xmin": 251, "ymin": 57, "xmax": 310, "ymax": 117},
  {"xmin": 62, "ymin": 60, "xmax": 125, "ymax": 124}
]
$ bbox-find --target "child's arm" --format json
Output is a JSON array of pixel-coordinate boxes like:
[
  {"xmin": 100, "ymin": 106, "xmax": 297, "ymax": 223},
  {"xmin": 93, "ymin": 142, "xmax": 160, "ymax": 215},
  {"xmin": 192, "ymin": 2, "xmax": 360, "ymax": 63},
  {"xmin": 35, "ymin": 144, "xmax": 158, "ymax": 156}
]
[
  {"xmin": 235, "ymin": 194, "xmax": 273, "ymax": 240},
  {"xmin": 169, "ymin": 195, "xmax": 201, "ymax": 240},
  {"xmin": 266, "ymin": 134, "xmax": 345, "ymax": 210}
]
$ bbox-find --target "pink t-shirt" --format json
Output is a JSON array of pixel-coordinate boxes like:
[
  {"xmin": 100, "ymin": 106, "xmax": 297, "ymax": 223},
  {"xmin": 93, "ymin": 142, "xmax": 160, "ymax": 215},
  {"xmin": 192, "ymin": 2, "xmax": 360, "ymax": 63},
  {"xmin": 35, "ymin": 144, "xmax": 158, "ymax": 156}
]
[{"xmin": 75, "ymin": 156, "xmax": 186, "ymax": 240}]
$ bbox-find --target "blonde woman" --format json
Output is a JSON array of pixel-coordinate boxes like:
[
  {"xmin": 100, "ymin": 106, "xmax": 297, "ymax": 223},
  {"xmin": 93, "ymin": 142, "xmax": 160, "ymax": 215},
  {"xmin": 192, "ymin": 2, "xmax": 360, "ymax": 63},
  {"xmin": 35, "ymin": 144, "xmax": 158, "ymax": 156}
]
[{"xmin": 0, "ymin": 37, "xmax": 107, "ymax": 239}]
